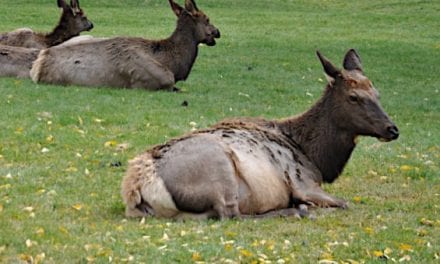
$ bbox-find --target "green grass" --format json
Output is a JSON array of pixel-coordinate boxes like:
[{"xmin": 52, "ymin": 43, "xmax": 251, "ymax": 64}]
[{"xmin": 1, "ymin": 0, "xmax": 439, "ymax": 263}]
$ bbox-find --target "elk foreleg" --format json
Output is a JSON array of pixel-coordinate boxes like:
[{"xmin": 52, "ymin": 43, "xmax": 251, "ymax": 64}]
[
  {"xmin": 241, "ymin": 205, "xmax": 309, "ymax": 219},
  {"xmin": 302, "ymin": 187, "xmax": 348, "ymax": 208}
]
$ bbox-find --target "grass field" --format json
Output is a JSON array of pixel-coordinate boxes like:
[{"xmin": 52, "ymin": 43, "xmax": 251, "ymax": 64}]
[{"xmin": 0, "ymin": 0, "xmax": 439, "ymax": 263}]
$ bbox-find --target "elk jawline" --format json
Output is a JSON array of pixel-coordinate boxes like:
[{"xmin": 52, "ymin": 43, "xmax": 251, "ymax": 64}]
[{"xmin": 378, "ymin": 137, "xmax": 393, "ymax": 142}]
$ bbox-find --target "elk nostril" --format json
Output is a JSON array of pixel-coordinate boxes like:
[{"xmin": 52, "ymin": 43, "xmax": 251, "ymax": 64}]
[
  {"xmin": 214, "ymin": 29, "xmax": 220, "ymax": 38},
  {"xmin": 387, "ymin": 125, "xmax": 399, "ymax": 139}
]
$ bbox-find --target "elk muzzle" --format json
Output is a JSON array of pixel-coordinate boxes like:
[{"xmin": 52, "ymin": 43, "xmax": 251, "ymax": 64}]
[{"xmin": 379, "ymin": 123, "xmax": 399, "ymax": 142}]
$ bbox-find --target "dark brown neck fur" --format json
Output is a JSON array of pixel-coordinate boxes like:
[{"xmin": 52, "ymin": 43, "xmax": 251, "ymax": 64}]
[
  {"xmin": 43, "ymin": 16, "xmax": 78, "ymax": 47},
  {"xmin": 152, "ymin": 14, "xmax": 198, "ymax": 81},
  {"xmin": 277, "ymin": 86, "xmax": 356, "ymax": 183}
]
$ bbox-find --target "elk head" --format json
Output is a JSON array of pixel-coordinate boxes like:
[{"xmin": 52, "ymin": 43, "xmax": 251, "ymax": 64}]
[
  {"xmin": 169, "ymin": 0, "xmax": 220, "ymax": 46},
  {"xmin": 57, "ymin": 0, "xmax": 94, "ymax": 35},
  {"xmin": 317, "ymin": 49, "xmax": 399, "ymax": 142}
]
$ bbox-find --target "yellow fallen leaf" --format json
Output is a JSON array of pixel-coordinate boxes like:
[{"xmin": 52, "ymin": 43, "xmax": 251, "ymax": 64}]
[
  {"xmin": 399, "ymin": 243, "xmax": 413, "ymax": 252},
  {"xmin": 384, "ymin": 247, "xmax": 393, "ymax": 255},
  {"xmin": 59, "ymin": 226, "xmax": 69, "ymax": 234},
  {"xmin": 72, "ymin": 204, "xmax": 83, "ymax": 211},
  {"xmin": 26, "ymin": 239, "xmax": 35, "ymax": 248},
  {"xmin": 373, "ymin": 250, "xmax": 384, "ymax": 257},
  {"xmin": 239, "ymin": 249, "xmax": 253, "ymax": 257},
  {"xmin": 420, "ymin": 218, "xmax": 434, "ymax": 226},
  {"xmin": 36, "ymin": 228, "xmax": 45, "ymax": 236},
  {"xmin": 364, "ymin": 227, "xmax": 374, "ymax": 235},
  {"xmin": 65, "ymin": 166, "xmax": 78, "ymax": 172},
  {"xmin": 104, "ymin": 140, "xmax": 117, "ymax": 147},
  {"xmin": 399, "ymin": 255, "xmax": 411, "ymax": 262},
  {"xmin": 192, "ymin": 252, "xmax": 202, "ymax": 261},
  {"xmin": 23, "ymin": 206, "xmax": 34, "ymax": 212},
  {"xmin": 353, "ymin": 196, "xmax": 362, "ymax": 204},
  {"xmin": 19, "ymin": 254, "xmax": 33, "ymax": 262},
  {"xmin": 320, "ymin": 252, "xmax": 333, "ymax": 260},
  {"xmin": 46, "ymin": 135, "xmax": 54, "ymax": 142},
  {"xmin": 35, "ymin": 253, "xmax": 45, "ymax": 263},
  {"xmin": 224, "ymin": 244, "xmax": 233, "ymax": 251},
  {"xmin": 400, "ymin": 165, "xmax": 412, "ymax": 171}
]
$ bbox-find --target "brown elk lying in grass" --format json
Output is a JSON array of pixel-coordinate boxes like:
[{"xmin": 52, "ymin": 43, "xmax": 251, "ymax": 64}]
[
  {"xmin": 30, "ymin": 0, "xmax": 220, "ymax": 91},
  {"xmin": 0, "ymin": 0, "xmax": 93, "ymax": 78},
  {"xmin": 0, "ymin": 0, "xmax": 93, "ymax": 49},
  {"xmin": 0, "ymin": 45, "xmax": 40, "ymax": 78},
  {"xmin": 121, "ymin": 49, "xmax": 399, "ymax": 220}
]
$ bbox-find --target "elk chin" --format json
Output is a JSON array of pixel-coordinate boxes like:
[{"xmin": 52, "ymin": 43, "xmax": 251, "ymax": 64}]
[
  {"xmin": 378, "ymin": 137, "xmax": 393, "ymax": 142},
  {"xmin": 203, "ymin": 37, "xmax": 217, "ymax": 46}
]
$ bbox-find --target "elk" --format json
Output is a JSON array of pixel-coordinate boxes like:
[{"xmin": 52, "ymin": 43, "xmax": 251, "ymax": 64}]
[
  {"xmin": 0, "ymin": 36, "xmax": 101, "ymax": 78},
  {"xmin": 0, "ymin": 0, "xmax": 93, "ymax": 49},
  {"xmin": 121, "ymin": 49, "xmax": 399, "ymax": 220},
  {"xmin": 0, "ymin": 45, "xmax": 40, "ymax": 78},
  {"xmin": 30, "ymin": 0, "xmax": 220, "ymax": 91}
]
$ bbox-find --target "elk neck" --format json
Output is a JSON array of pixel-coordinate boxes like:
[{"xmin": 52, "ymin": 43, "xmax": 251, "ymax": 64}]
[
  {"xmin": 44, "ymin": 21, "xmax": 78, "ymax": 47},
  {"xmin": 277, "ymin": 86, "xmax": 357, "ymax": 183},
  {"xmin": 162, "ymin": 15, "xmax": 199, "ymax": 81}
]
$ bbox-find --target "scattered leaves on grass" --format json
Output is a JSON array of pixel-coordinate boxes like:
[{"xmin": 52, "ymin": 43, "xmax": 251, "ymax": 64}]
[
  {"xmin": 41, "ymin": 147, "xmax": 50, "ymax": 153},
  {"xmin": 420, "ymin": 218, "xmax": 434, "ymax": 226},
  {"xmin": 399, "ymin": 243, "xmax": 413, "ymax": 252},
  {"xmin": 104, "ymin": 140, "xmax": 118, "ymax": 148},
  {"xmin": 400, "ymin": 165, "xmax": 412, "ymax": 171},
  {"xmin": 72, "ymin": 204, "xmax": 83, "ymax": 211},
  {"xmin": 25, "ymin": 239, "xmax": 36, "ymax": 248},
  {"xmin": 398, "ymin": 255, "xmax": 411, "ymax": 262},
  {"xmin": 192, "ymin": 251, "xmax": 202, "ymax": 261},
  {"xmin": 36, "ymin": 228, "xmax": 45, "ymax": 236}
]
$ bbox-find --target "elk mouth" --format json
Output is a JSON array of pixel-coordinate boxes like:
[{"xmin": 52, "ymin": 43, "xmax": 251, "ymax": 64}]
[
  {"xmin": 376, "ymin": 125, "xmax": 399, "ymax": 142},
  {"xmin": 204, "ymin": 29, "xmax": 220, "ymax": 46}
]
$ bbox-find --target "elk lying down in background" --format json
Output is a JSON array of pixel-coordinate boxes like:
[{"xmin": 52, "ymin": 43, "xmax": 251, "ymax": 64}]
[
  {"xmin": 0, "ymin": 0, "xmax": 93, "ymax": 78},
  {"xmin": 30, "ymin": 0, "xmax": 220, "ymax": 91},
  {"xmin": 0, "ymin": 45, "xmax": 40, "ymax": 78},
  {"xmin": 121, "ymin": 49, "xmax": 399, "ymax": 220},
  {"xmin": 0, "ymin": 0, "xmax": 93, "ymax": 49}
]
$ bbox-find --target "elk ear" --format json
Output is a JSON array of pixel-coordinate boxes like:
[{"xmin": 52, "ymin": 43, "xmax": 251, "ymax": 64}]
[
  {"xmin": 343, "ymin": 49, "xmax": 363, "ymax": 72},
  {"xmin": 185, "ymin": 0, "xmax": 199, "ymax": 13},
  {"xmin": 57, "ymin": 0, "xmax": 68, "ymax": 10},
  {"xmin": 70, "ymin": 0, "xmax": 82, "ymax": 14},
  {"xmin": 169, "ymin": 0, "xmax": 184, "ymax": 17},
  {"xmin": 316, "ymin": 50, "xmax": 341, "ymax": 83}
]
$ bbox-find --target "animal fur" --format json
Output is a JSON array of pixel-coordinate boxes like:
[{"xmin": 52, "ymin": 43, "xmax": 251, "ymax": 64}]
[
  {"xmin": 30, "ymin": 0, "xmax": 220, "ymax": 90},
  {"xmin": 121, "ymin": 49, "xmax": 400, "ymax": 220},
  {"xmin": 0, "ymin": 0, "xmax": 93, "ymax": 49}
]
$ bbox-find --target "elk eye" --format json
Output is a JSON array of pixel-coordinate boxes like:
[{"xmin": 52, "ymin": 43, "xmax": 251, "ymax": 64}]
[{"xmin": 349, "ymin": 95, "xmax": 359, "ymax": 102}]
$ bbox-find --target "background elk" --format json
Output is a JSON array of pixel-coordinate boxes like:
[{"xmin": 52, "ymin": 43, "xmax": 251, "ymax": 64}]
[
  {"xmin": 30, "ymin": 0, "xmax": 220, "ymax": 91},
  {"xmin": 0, "ymin": 0, "xmax": 93, "ymax": 78},
  {"xmin": 0, "ymin": 0, "xmax": 93, "ymax": 49},
  {"xmin": 121, "ymin": 49, "xmax": 399, "ymax": 220}
]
